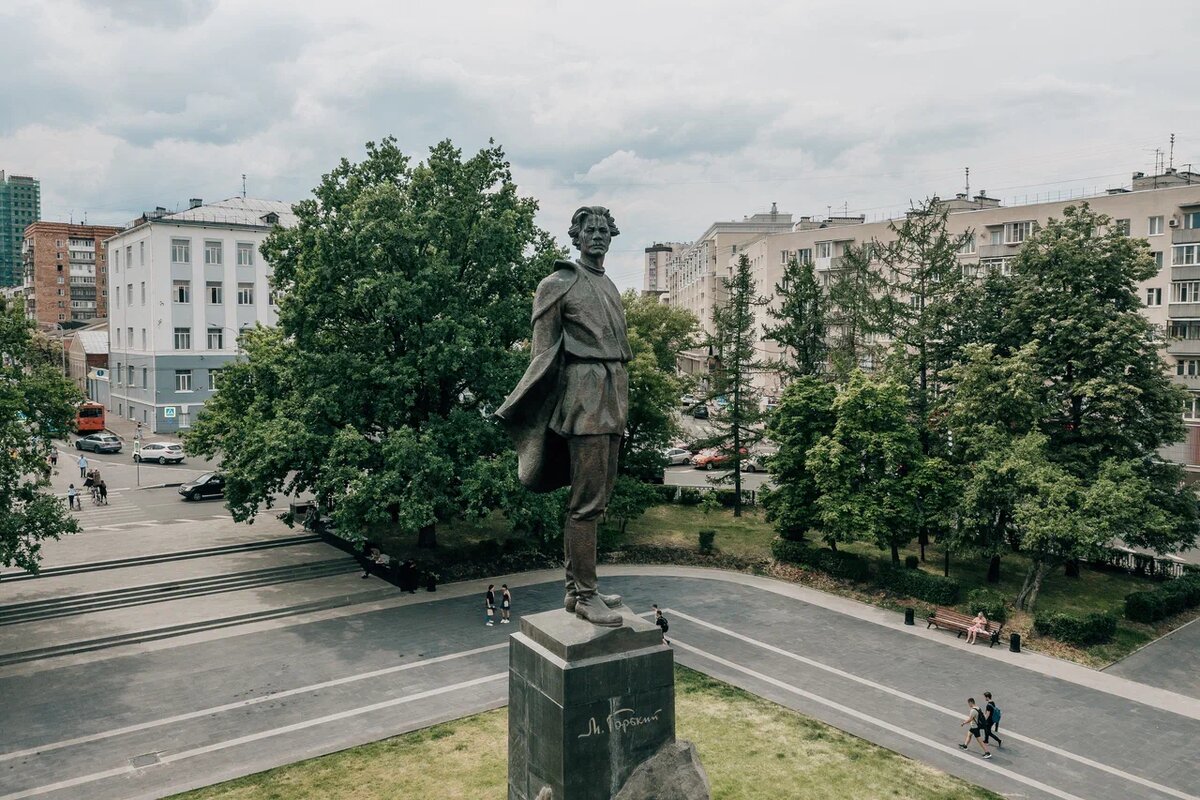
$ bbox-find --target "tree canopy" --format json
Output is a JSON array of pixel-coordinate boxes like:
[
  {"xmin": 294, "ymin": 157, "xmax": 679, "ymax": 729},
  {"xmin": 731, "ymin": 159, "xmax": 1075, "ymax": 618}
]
[
  {"xmin": 185, "ymin": 138, "xmax": 560, "ymax": 546},
  {"xmin": 0, "ymin": 300, "xmax": 81, "ymax": 572}
]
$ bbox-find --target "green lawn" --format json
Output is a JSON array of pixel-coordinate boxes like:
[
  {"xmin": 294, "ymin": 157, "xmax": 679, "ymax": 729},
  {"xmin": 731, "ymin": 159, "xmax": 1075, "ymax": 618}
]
[
  {"xmin": 172, "ymin": 668, "xmax": 999, "ymax": 800},
  {"xmin": 621, "ymin": 503, "xmax": 777, "ymax": 560}
]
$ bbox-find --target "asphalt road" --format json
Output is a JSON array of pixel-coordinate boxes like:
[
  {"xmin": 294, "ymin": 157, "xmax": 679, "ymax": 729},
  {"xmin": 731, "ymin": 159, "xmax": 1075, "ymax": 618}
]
[
  {"xmin": 662, "ymin": 464, "xmax": 771, "ymax": 490},
  {"xmin": 3, "ymin": 553, "xmax": 1196, "ymax": 800}
]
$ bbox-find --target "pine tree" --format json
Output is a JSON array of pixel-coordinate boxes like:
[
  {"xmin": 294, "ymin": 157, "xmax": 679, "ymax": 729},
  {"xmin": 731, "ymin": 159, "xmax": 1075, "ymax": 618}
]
[
  {"xmin": 825, "ymin": 242, "xmax": 889, "ymax": 378},
  {"xmin": 706, "ymin": 254, "xmax": 769, "ymax": 516},
  {"xmin": 764, "ymin": 256, "xmax": 826, "ymax": 378}
]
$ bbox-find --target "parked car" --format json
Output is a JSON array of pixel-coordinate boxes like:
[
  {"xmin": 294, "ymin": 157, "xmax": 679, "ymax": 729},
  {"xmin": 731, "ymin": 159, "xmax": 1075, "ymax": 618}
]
[
  {"xmin": 691, "ymin": 447, "xmax": 748, "ymax": 470},
  {"xmin": 679, "ymin": 393, "xmax": 699, "ymax": 408},
  {"xmin": 75, "ymin": 433, "xmax": 122, "ymax": 454},
  {"xmin": 663, "ymin": 447, "xmax": 692, "ymax": 466},
  {"xmin": 135, "ymin": 441, "xmax": 185, "ymax": 464},
  {"xmin": 178, "ymin": 472, "xmax": 225, "ymax": 500},
  {"xmin": 690, "ymin": 404, "xmax": 709, "ymax": 419}
]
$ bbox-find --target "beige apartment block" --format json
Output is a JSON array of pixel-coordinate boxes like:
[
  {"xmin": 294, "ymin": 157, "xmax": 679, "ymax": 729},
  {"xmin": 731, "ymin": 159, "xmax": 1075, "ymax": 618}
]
[
  {"xmin": 643, "ymin": 241, "xmax": 688, "ymax": 295},
  {"xmin": 724, "ymin": 173, "xmax": 1200, "ymax": 468},
  {"xmin": 22, "ymin": 222, "xmax": 123, "ymax": 326}
]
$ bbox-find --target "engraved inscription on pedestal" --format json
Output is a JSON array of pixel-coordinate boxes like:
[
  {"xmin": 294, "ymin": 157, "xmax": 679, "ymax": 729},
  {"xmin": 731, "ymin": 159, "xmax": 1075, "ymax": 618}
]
[{"xmin": 508, "ymin": 606, "xmax": 675, "ymax": 800}]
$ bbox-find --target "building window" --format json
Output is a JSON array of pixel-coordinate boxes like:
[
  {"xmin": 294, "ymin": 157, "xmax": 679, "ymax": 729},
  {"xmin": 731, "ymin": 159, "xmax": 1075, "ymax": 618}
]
[
  {"xmin": 173, "ymin": 280, "xmax": 190, "ymax": 303},
  {"xmin": 207, "ymin": 328, "xmax": 224, "ymax": 350},
  {"xmin": 1114, "ymin": 219, "xmax": 1131, "ymax": 236},
  {"xmin": 1005, "ymin": 221, "xmax": 1034, "ymax": 244},
  {"xmin": 1171, "ymin": 281, "xmax": 1200, "ymax": 303},
  {"xmin": 957, "ymin": 235, "xmax": 976, "ymax": 255},
  {"xmin": 1154, "ymin": 251, "xmax": 1165, "ymax": 269},
  {"xmin": 1146, "ymin": 287, "xmax": 1163, "ymax": 307},
  {"xmin": 175, "ymin": 370, "xmax": 193, "ymax": 392},
  {"xmin": 141, "ymin": 329, "xmax": 146, "ymax": 349},
  {"xmin": 237, "ymin": 282, "xmax": 254, "ymax": 305},
  {"xmin": 125, "ymin": 245, "xmax": 132, "ymax": 268},
  {"xmin": 115, "ymin": 328, "xmax": 121, "ymax": 347},
  {"xmin": 780, "ymin": 250, "xmax": 790, "ymax": 265},
  {"xmin": 795, "ymin": 248, "xmax": 813, "ymax": 265},
  {"xmin": 114, "ymin": 249, "xmax": 120, "ymax": 271},
  {"xmin": 128, "ymin": 365, "xmax": 135, "ymax": 386},
  {"xmin": 142, "ymin": 367, "xmax": 148, "ymax": 388},
  {"xmin": 171, "ymin": 239, "xmax": 190, "ymax": 264},
  {"xmin": 174, "ymin": 327, "xmax": 192, "ymax": 350},
  {"xmin": 127, "ymin": 327, "xmax": 133, "ymax": 347},
  {"xmin": 1173, "ymin": 245, "xmax": 1200, "ymax": 266},
  {"xmin": 1148, "ymin": 216, "xmax": 1164, "ymax": 236},
  {"xmin": 115, "ymin": 362, "xmax": 121, "ymax": 385},
  {"xmin": 815, "ymin": 241, "xmax": 833, "ymax": 259},
  {"xmin": 237, "ymin": 242, "xmax": 254, "ymax": 267},
  {"xmin": 268, "ymin": 290, "xmax": 277, "ymax": 306},
  {"xmin": 204, "ymin": 241, "xmax": 222, "ymax": 265},
  {"xmin": 209, "ymin": 369, "xmax": 223, "ymax": 391},
  {"xmin": 1186, "ymin": 211, "xmax": 1200, "ymax": 230},
  {"xmin": 981, "ymin": 257, "xmax": 1014, "ymax": 276},
  {"xmin": 207, "ymin": 281, "xmax": 223, "ymax": 304},
  {"xmin": 139, "ymin": 241, "xmax": 145, "ymax": 265},
  {"xmin": 1177, "ymin": 360, "xmax": 1199, "ymax": 377},
  {"xmin": 140, "ymin": 282, "xmax": 145, "ymax": 305},
  {"xmin": 989, "ymin": 228, "xmax": 1003, "ymax": 246}
]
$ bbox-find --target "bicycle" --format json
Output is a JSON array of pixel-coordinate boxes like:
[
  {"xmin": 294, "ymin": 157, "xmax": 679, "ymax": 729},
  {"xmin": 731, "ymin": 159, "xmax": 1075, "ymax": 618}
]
[{"xmin": 91, "ymin": 485, "xmax": 102, "ymax": 505}]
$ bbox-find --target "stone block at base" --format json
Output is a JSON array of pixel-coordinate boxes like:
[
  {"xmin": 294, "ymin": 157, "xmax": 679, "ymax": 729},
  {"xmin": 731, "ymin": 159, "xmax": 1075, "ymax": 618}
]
[{"xmin": 508, "ymin": 605, "xmax": 675, "ymax": 800}]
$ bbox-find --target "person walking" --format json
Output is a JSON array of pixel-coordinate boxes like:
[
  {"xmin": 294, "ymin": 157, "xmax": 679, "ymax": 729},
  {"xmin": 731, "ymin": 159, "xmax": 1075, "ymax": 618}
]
[
  {"xmin": 982, "ymin": 691, "xmax": 1002, "ymax": 748},
  {"xmin": 653, "ymin": 605, "xmax": 670, "ymax": 645},
  {"xmin": 485, "ymin": 584, "xmax": 496, "ymax": 626},
  {"xmin": 959, "ymin": 698, "xmax": 992, "ymax": 758},
  {"xmin": 66, "ymin": 484, "xmax": 78, "ymax": 511},
  {"xmin": 97, "ymin": 479, "xmax": 109, "ymax": 506},
  {"xmin": 78, "ymin": 454, "xmax": 88, "ymax": 479},
  {"xmin": 49, "ymin": 449, "xmax": 58, "ymax": 472},
  {"xmin": 500, "ymin": 585, "xmax": 512, "ymax": 624}
]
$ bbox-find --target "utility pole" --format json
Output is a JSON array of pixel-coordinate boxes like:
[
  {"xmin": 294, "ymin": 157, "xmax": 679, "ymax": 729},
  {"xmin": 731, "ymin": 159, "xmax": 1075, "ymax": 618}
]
[{"xmin": 242, "ymin": 174, "xmax": 247, "ymax": 199}]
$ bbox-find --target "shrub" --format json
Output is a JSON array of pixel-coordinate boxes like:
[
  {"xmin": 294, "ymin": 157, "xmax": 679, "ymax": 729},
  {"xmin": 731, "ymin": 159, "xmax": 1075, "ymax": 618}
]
[
  {"xmin": 878, "ymin": 566, "xmax": 960, "ymax": 605},
  {"xmin": 1033, "ymin": 611, "xmax": 1117, "ymax": 646},
  {"xmin": 652, "ymin": 485, "xmax": 680, "ymax": 505},
  {"xmin": 770, "ymin": 538, "xmax": 869, "ymax": 582},
  {"xmin": 698, "ymin": 529, "xmax": 716, "ymax": 554},
  {"xmin": 904, "ymin": 555, "xmax": 919, "ymax": 570},
  {"xmin": 1124, "ymin": 576, "xmax": 1200, "ymax": 623},
  {"xmin": 677, "ymin": 488, "xmax": 703, "ymax": 506},
  {"xmin": 966, "ymin": 588, "xmax": 1008, "ymax": 623}
]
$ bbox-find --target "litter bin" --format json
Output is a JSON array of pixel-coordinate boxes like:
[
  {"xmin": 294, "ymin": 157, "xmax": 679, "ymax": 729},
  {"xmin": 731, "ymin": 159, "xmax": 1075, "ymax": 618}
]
[
  {"xmin": 904, "ymin": 607, "xmax": 915, "ymax": 626},
  {"xmin": 1009, "ymin": 632, "xmax": 1021, "ymax": 653}
]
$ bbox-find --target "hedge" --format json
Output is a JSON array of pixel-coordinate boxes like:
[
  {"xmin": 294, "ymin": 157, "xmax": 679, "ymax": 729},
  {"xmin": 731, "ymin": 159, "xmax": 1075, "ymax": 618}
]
[
  {"xmin": 877, "ymin": 565, "xmax": 960, "ymax": 605},
  {"xmin": 1124, "ymin": 576, "xmax": 1200, "ymax": 623},
  {"xmin": 648, "ymin": 486, "xmax": 756, "ymax": 507},
  {"xmin": 1033, "ymin": 611, "xmax": 1117, "ymax": 646},
  {"xmin": 771, "ymin": 538, "xmax": 870, "ymax": 582},
  {"xmin": 966, "ymin": 588, "xmax": 1008, "ymax": 624}
]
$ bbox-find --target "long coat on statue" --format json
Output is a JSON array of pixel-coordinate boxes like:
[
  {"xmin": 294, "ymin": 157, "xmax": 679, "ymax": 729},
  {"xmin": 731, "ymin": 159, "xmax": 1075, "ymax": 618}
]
[{"xmin": 494, "ymin": 259, "xmax": 631, "ymax": 492}]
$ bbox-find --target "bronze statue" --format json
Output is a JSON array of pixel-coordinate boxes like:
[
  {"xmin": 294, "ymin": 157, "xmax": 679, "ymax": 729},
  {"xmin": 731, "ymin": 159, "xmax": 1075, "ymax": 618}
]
[{"xmin": 495, "ymin": 206, "xmax": 632, "ymax": 627}]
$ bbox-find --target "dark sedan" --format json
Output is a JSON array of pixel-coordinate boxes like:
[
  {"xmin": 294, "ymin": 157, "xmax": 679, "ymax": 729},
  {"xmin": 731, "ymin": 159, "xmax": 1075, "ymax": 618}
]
[
  {"xmin": 178, "ymin": 472, "xmax": 226, "ymax": 501},
  {"xmin": 75, "ymin": 433, "xmax": 122, "ymax": 454}
]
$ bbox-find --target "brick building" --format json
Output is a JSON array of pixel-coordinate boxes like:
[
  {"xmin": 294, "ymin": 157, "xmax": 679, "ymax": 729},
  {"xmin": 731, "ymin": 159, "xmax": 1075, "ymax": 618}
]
[{"xmin": 22, "ymin": 222, "xmax": 123, "ymax": 326}]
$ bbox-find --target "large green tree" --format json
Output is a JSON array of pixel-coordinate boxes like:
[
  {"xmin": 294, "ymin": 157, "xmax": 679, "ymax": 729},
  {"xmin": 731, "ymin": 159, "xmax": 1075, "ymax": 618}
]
[
  {"xmin": 762, "ymin": 375, "xmax": 836, "ymax": 541},
  {"xmin": 764, "ymin": 256, "xmax": 826, "ymax": 378},
  {"xmin": 706, "ymin": 253, "xmax": 768, "ymax": 516},
  {"xmin": 808, "ymin": 371, "xmax": 922, "ymax": 561},
  {"xmin": 0, "ymin": 300, "xmax": 81, "ymax": 573},
  {"xmin": 620, "ymin": 291, "xmax": 698, "ymax": 482},
  {"xmin": 826, "ymin": 242, "xmax": 889, "ymax": 378},
  {"xmin": 185, "ymin": 138, "xmax": 559, "ymax": 547}
]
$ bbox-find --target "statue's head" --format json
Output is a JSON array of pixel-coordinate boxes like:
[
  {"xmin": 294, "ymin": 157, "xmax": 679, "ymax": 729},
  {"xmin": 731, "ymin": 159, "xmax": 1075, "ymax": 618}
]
[{"xmin": 568, "ymin": 206, "xmax": 619, "ymax": 258}]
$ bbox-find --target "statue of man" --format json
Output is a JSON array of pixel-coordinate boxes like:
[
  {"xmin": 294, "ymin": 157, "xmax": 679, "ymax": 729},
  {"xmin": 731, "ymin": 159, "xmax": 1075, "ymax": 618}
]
[{"xmin": 495, "ymin": 206, "xmax": 632, "ymax": 627}]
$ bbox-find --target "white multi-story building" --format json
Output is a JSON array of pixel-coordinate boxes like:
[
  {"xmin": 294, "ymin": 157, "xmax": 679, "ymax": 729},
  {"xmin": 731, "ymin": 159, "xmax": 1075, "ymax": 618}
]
[
  {"xmin": 710, "ymin": 170, "xmax": 1200, "ymax": 468},
  {"xmin": 105, "ymin": 197, "xmax": 294, "ymax": 433}
]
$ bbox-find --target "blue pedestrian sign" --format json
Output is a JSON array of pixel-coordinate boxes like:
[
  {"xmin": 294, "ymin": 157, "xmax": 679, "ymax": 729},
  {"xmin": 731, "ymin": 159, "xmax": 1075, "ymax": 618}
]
[{"xmin": 164, "ymin": 406, "xmax": 177, "ymax": 419}]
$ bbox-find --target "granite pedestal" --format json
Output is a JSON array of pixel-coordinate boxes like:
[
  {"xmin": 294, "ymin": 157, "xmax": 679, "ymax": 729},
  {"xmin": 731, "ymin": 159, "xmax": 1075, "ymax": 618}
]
[{"xmin": 508, "ymin": 605, "xmax": 675, "ymax": 800}]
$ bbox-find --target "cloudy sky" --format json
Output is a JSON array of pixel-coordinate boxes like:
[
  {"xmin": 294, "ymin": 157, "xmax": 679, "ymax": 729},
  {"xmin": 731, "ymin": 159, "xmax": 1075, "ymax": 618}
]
[{"xmin": 3, "ymin": 0, "xmax": 1199, "ymax": 288}]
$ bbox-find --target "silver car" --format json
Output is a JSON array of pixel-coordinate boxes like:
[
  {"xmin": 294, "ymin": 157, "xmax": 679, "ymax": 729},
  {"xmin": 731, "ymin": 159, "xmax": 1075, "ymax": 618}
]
[
  {"xmin": 663, "ymin": 447, "xmax": 692, "ymax": 466},
  {"xmin": 134, "ymin": 441, "xmax": 185, "ymax": 464}
]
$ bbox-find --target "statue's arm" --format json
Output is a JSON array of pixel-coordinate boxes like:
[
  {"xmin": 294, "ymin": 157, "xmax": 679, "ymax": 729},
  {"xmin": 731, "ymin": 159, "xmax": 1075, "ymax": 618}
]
[{"xmin": 530, "ymin": 284, "xmax": 564, "ymax": 358}]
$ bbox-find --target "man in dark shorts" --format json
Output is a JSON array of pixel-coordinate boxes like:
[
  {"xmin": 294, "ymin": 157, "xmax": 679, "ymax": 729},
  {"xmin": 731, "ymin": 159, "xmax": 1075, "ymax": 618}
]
[
  {"xmin": 959, "ymin": 697, "xmax": 992, "ymax": 758},
  {"xmin": 982, "ymin": 691, "xmax": 1002, "ymax": 747},
  {"xmin": 500, "ymin": 585, "xmax": 512, "ymax": 624}
]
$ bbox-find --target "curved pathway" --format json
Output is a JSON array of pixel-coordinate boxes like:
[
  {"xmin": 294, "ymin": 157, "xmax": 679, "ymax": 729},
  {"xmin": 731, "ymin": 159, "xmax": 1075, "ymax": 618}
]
[{"xmin": 1, "ymin": 559, "xmax": 1197, "ymax": 800}]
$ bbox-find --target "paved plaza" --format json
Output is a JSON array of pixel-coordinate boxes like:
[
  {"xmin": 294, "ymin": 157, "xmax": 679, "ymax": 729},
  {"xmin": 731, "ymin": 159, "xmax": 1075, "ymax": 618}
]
[{"xmin": 2, "ymin": 521, "xmax": 1198, "ymax": 800}]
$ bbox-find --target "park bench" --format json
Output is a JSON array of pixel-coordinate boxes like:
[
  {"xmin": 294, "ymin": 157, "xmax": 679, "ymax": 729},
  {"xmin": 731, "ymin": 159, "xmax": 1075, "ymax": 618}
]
[{"xmin": 927, "ymin": 607, "xmax": 1004, "ymax": 647}]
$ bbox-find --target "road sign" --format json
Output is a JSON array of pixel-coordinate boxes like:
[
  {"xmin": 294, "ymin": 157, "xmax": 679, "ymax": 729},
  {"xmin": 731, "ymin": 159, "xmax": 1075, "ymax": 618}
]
[{"xmin": 164, "ymin": 406, "xmax": 177, "ymax": 419}]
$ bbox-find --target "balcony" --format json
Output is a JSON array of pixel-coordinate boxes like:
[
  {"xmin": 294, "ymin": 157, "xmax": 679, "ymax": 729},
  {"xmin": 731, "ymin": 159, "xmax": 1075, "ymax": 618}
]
[
  {"xmin": 1167, "ymin": 338, "xmax": 1200, "ymax": 356},
  {"xmin": 977, "ymin": 243, "xmax": 1020, "ymax": 259},
  {"xmin": 1169, "ymin": 303, "xmax": 1200, "ymax": 320},
  {"xmin": 1172, "ymin": 227, "xmax": 1200, "ymax": 245}
]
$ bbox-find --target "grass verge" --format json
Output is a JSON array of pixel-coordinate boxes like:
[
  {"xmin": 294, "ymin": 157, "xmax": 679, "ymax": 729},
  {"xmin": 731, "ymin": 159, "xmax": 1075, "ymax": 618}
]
[{"xmin": 172, "ymin": 668, "xmax": 999, "ymax": 800}]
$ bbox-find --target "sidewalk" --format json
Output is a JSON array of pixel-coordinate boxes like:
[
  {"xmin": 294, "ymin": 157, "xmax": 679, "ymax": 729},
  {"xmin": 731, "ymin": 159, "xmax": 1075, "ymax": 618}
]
[{"xmin": 104, "ymin": 414, "xmax": 179, "ymax": 443}]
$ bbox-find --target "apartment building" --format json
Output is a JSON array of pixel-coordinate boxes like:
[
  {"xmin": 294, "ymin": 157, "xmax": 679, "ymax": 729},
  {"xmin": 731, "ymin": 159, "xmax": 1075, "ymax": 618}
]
[
  {"xmin": 106, "ymin": 197, "xmax": 293, "ymax": 433},
  {"xmin": 0, "ymin": 171, "xmax": 40, "ymax": 287},
  {"xmin": 725, "ymin": 174, "xmax": 1200, "ymax": 467},
  {"xmin": 643, "ymin": 242, "xmax": 689, "ymax": 295},
  {"xmin": 21, "ymin": 222, "xmax": 123, "ymax": 325}
]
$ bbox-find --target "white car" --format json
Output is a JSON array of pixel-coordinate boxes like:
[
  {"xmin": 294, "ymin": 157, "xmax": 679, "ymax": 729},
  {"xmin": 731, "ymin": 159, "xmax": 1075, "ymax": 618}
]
[
  {"xmin": 134, "ymin": 442, "xmax": 185, "ymax": 464},
  {"xmin": 663, "ymin": 447, "xmax": 692, "ymax": 466}
]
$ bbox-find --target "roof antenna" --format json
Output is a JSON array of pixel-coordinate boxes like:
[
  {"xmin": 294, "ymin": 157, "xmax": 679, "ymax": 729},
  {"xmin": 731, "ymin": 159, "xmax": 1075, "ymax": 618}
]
[
  {"xmin": 242, "ymin": 174, "xmax": 247, "ymax": 199},
  {"xmin": 1170, "ymin": 133, "xmax": 1175, "ymax": 170},
  {"xmin": 964, "ymin": 166, "xmax": 970, "ymax": 197}
]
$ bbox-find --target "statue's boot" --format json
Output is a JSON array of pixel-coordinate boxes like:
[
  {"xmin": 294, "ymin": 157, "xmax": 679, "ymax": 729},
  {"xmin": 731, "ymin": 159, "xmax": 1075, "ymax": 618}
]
[
  {"xmin": 573, "ymin": 593, "xmax": 623, "ymax": 627},
  {"xmin": 564, "ymin": 591, "xmax": 623, "ymax": 613}
]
